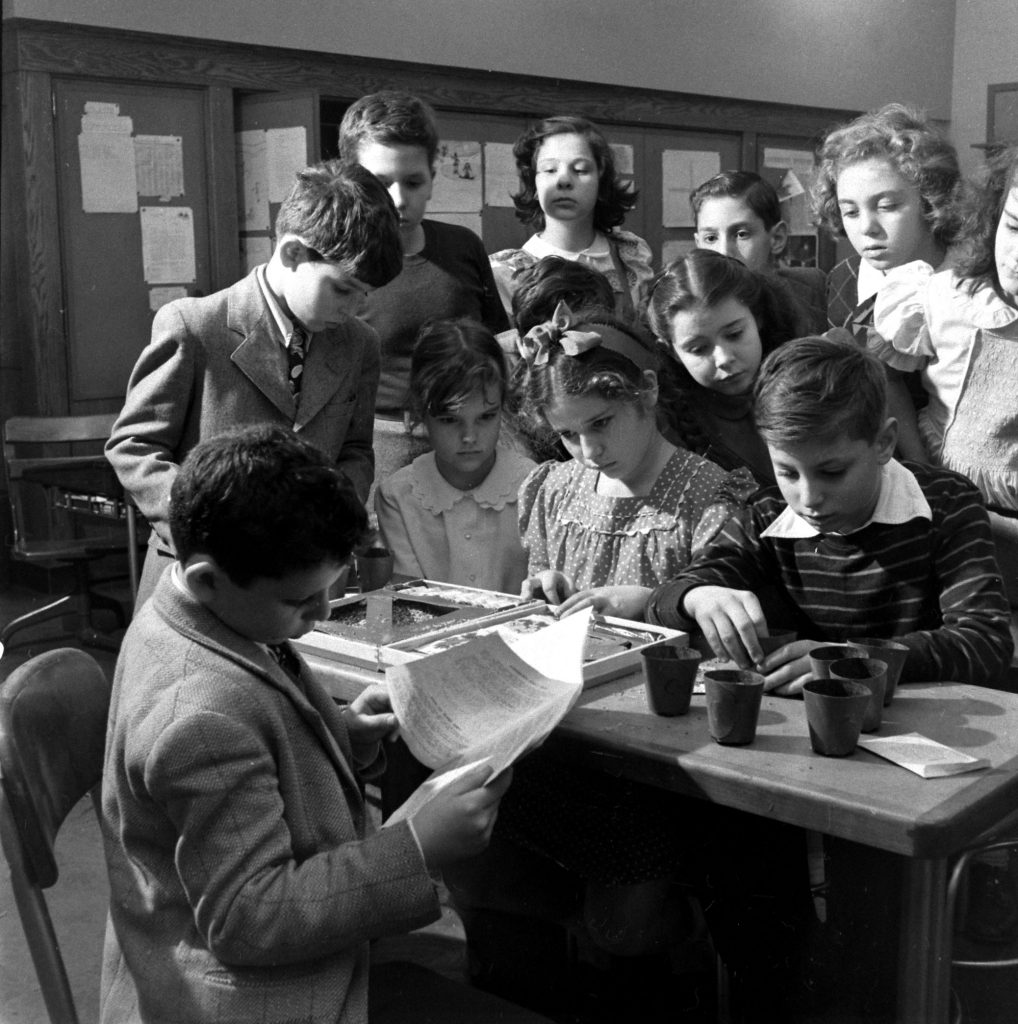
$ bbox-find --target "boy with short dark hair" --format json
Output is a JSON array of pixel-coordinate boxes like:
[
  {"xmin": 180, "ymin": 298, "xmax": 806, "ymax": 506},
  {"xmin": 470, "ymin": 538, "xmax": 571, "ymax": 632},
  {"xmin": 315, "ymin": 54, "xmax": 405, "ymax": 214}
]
[
  {"xmin": 100, "ymin": 425, "xmax": 513, "ymax": 1024},
  {"xmin": 691, "ymin": 169, "xmax": 828, "ymax": 332},
  {"xmin": 646, "ymin": 334, "xmax": 1013, "ymax": 690},
  {"xmin": 107, "ymin": 159, "xmax": 401, "ymax": 606},
  {"xmin": 338, "ymin": 91, "xmax": 508, "ymax": 489}
]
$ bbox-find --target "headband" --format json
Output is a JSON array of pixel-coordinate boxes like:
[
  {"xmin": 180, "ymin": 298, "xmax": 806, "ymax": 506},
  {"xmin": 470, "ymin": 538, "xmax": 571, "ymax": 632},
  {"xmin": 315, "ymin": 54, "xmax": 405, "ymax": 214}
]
[{"xmin": 516, "ymin": 301, "xmax": 655, "ymax": 372}]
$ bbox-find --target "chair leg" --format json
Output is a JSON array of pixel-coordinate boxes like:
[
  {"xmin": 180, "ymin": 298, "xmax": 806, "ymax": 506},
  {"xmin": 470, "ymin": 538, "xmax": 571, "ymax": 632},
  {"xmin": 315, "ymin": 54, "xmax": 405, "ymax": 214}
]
[{"xmin": 1, "ymin": 801, "xmax": 81, "ymax": 1024}]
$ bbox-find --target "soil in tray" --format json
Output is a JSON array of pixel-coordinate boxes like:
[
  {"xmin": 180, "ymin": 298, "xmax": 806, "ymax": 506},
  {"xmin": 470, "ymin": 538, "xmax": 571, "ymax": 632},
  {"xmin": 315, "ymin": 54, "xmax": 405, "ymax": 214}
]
[{"xmin": 316, "ymin": 597, "xmax": 459, "ymax": 635}]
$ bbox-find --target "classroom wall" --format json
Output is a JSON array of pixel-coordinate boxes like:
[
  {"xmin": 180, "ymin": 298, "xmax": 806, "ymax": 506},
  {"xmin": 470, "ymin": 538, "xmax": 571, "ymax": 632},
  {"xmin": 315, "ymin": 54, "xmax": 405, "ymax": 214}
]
[
  {"xmin": 4, "ymin": 0, "xmax": 955, "ymax": 119},
  {"xmin": 951, "ymin": 0, "xmax": 1017, "ymax": 178}
]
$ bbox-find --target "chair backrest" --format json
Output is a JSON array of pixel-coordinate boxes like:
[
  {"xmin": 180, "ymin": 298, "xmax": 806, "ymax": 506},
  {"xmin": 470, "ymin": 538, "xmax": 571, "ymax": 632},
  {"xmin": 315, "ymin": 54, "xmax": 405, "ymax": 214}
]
[
  {"xmin": 0, "ymin": 647, "xmax": 110, "ymax": 1024},
  {"xmin": 0, "ymin": 646, "xmax": 111, "ymax": 885},
  {"xmin": 3, "ymin": 413, "xmax": 123, "ymax": 558}
]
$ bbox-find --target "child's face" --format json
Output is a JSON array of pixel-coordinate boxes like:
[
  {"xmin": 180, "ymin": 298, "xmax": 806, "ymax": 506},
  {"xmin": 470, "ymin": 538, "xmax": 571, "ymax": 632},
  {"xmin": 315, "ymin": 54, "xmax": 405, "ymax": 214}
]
[
  {"xmin": 424, "ymin": 385, "xmax": 501, "ymax": 491},
  {"xmin": 355, "ymin": 141, "xmax": 433, "ymax": 242},
  {"xmin": 767, "ymin": 425, "xmax": 895, "ymax": 535},
  {"xmin": 994, "ymin": 183, "xmax": 1018, "ymax": 302},
  {"xmin": 543, "ymin": 387, "xmax": 660, "ymax": 491},
  {"xmin": 279, "ymin": 248, "xmax": 372, "ymax": 332},
  {"xmin": 205, "ymin": 560, "xmax": 345, "ymax": 645},
  {"xmin": 694, "ymin": 196, "xmax": 782, "ymax": 272},
  {"xmin": 667, "ymin": 296, "xmax": 762, "ymax": 396},
  {"xmin": 835, "ymin": 157, "xmax": 940, "ymax": 271},
  {"xmin": 534, "ymin": 133, "xmax": 600, "ymax": 229}
]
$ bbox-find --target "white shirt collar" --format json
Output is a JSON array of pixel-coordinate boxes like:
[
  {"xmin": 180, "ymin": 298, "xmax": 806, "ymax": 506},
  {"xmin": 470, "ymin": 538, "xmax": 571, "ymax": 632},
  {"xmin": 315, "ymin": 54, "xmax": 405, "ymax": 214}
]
[
  {"xmin": 761, "ymin": 459, "xmax": 932, "ymax": 539},
  {"xmin": 524, "ymin": 232, "xmax": 610, "ymax": 261},
  {"xmin": 256, "ymin": 264, "xmax": 306, "ymax": 351}
]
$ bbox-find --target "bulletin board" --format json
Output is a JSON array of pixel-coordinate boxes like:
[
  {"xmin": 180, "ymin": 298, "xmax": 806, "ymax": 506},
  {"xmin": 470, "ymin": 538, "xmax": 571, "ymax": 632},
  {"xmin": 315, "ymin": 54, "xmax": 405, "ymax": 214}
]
[{"xmin": 53, "ymin": 79, "xmax": 214, "ymax": 403}]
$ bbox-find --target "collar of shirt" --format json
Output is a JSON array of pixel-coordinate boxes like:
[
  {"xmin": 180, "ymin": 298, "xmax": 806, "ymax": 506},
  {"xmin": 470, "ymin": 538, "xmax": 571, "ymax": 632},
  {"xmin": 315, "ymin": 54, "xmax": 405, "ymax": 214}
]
[
  {"xmin": 411, "ymin": 449, "xmax": 522, "ymax": 514},
  {"xmin": 524, "ymin": 232, "xmax": 610, "ymax": 261},
  {"xmin": 761, "ymin": 459, "xmax": 932, "ymax": 539},
  {"xmin": 256, "ymin": 264, "xmax": 308, "ymax": 353}
]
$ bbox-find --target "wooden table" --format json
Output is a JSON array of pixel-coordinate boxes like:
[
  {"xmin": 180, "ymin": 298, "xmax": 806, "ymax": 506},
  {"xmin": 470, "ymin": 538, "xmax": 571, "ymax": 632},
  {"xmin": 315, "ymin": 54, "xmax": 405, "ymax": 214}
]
[{"xmin": 307, "ymin": 652, "xmax": 1018, "ymax": 1024}]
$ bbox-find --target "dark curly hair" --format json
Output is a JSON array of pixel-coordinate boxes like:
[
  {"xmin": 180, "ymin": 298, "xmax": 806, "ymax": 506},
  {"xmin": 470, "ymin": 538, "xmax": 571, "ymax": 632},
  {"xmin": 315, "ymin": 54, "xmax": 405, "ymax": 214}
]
[
  {"xmin": 646, "ymin": 250, "xmax": 808, "ymax": 387},
  {"xmin": 170, "ymin": 425, "xmax": 366, "ymax": 586},
  {"xmin": 514, "ymin": 308, "xmax": 670, "ymax": 447},
  {"xmin": 811, "ymin": 103, "xmax": 961, "ymax": 247},
  {"xmin": 510, "ymin": 256, "xmax": 615, "ymax": 334},
  {"xmin": 510, "ymin": 115, "xmax": 638, "ymax": 232},
  {"xmin": 954, "ymin": 145, "xmax": 1018, "ymax": 299}
]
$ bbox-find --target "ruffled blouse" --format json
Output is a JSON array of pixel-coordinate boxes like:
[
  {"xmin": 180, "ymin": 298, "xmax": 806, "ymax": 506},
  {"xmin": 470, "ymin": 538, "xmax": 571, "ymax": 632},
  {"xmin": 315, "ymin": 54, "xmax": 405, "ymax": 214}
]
[
  {"xmin": 518, "ymin": 449, "xmax": 755, "ymax": 589},
  {"xmin": 374, "ymin": 447, "xmax": 535, "ymax": 592},
  {"xmin": 489, "ymin": 229, "xmax": 654, "ymax": 320},
  {"xmin": 872, "ymin": 261, "xmax": 1018, "ymax": 510}
]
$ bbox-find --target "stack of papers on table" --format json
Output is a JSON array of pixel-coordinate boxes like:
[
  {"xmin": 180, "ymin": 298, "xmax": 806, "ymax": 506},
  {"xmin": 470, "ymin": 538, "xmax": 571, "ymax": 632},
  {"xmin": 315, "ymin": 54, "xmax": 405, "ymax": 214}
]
[{"xmin": 857, "ymin": 732, "xmax": 990, "ymax": 778}]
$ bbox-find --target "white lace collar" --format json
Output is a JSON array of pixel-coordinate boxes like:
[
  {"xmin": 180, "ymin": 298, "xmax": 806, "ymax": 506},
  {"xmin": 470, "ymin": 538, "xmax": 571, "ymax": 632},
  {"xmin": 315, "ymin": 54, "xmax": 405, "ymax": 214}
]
[{"xmin": 409, "ymin": 450, "xmax": 524, "ymax": 514}]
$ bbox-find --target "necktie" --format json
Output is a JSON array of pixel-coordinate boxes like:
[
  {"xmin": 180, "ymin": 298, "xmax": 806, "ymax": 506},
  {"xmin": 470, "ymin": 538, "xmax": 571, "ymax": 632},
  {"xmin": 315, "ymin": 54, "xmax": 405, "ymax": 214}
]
[
  {"xmin": 268, "ymin": 642, "xmax": 303, "ymax": 687},
  {"xmin": 287, "ymin": 325, "xmax": 308, "ymax": 400}
]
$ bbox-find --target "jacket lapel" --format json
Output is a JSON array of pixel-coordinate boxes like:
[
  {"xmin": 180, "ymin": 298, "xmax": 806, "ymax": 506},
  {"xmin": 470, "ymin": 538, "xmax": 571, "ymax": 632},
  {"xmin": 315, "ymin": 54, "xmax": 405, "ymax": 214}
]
[
  {"xmin": 227, "ymin": 272, "xmax": 296, "ymax": 419},
  {"xmin": 293, "ymin": 324, "xmax": 347, "ymax": 429},
  {"xmin": 152, "ymin": 573, "xmax": 362, "ymax": 794}
]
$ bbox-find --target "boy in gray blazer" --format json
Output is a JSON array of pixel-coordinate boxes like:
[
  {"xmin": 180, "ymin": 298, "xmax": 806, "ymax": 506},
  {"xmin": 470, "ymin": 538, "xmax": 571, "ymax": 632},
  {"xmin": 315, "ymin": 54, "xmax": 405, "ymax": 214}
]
[
  {"xmin": 100, "ymin": 425, "xmax": 512, "ymax": 1024},
  {"xmin": 107, "ymin": 160, "xmax": 402, "ymax": 606}
]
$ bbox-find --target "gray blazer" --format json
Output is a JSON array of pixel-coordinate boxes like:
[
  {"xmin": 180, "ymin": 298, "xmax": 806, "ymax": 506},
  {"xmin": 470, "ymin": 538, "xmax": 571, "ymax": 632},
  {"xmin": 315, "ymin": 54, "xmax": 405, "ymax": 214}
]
[
  {"xmin": 106, "ymin": 268, "xmax": 379, "ymax": 549},
  {"xmin": 100, "ymin": 569, "xmax": 439, "ymax": 1023}
]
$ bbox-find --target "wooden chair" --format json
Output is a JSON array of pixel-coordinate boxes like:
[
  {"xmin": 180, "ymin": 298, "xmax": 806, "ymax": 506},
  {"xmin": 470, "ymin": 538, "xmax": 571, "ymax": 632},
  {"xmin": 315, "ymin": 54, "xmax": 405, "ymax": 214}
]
[
  {"xmin": 2, "ymin": 414, "xmax": 136, "ymax": 651},
  {"xmin": 0, "ymin": 647, "xmax": 111, "ymax": 1024}
]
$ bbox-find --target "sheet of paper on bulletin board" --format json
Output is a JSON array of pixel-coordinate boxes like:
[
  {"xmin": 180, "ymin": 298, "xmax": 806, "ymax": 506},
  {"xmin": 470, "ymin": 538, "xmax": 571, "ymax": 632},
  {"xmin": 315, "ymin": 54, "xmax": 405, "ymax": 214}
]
[
  {"xmin": 431, "ymin": 140, "xmax": 483, "ymax": 213},
  {"xmin": 762, "ymin": 147, "xmax": 817, "ymax": 237},
  {"xmin": 140, "ymin": 206, "xmax": 196, "ymax": 284},
  {"xmin": 483, "ymin": 142, "xmax": 517, "ymax": 209},
  {"xmin": 662, "ymin": 150, "xmax": 720, "ymax": 228}
]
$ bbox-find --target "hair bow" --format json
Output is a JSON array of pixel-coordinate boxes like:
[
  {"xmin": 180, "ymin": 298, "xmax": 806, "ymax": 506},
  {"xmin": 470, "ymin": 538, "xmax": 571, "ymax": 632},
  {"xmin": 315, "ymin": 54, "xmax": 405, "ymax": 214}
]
[{"xmin": 517, "ymin": 301, "xmax": 604, "ymax": 366}]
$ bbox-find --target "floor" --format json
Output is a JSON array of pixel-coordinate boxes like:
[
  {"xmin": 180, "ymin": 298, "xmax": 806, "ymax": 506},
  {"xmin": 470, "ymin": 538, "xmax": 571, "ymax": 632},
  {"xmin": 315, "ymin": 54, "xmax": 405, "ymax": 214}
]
[{"xmin": 2, "ymin": 581, "xmax": 1017, "ymax": 1024}]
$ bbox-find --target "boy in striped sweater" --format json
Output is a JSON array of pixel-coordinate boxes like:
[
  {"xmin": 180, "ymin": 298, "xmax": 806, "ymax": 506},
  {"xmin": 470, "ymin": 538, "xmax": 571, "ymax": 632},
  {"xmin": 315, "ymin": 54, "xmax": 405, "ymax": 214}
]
[{"xmin": 646, "ymin": 334, "xmax": 1012, "ymax": 692}]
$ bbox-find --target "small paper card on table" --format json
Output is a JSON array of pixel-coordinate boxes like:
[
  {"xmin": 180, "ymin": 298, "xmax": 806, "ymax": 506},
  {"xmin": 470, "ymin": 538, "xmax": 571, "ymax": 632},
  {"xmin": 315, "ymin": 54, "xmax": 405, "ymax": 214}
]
[{"xmin": 857, "ymin": 732, "xmax": 990, "ymax": 778}]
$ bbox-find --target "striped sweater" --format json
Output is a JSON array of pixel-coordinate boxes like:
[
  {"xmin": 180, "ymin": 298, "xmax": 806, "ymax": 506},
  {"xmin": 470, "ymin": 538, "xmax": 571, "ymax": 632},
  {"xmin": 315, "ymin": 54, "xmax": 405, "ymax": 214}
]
[{"xmin": 646, "ymin": 463, "xmax": 1013, "ymax": 686}]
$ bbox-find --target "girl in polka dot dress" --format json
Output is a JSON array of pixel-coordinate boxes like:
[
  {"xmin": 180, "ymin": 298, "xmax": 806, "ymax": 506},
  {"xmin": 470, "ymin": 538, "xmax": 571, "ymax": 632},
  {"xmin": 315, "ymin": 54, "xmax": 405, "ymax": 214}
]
[
  {"xmin": 445, "ymin": 305, "xmax": 755, "ymax": 982},
  {"xmin": 514, "ymin": 303, "xmax": 755, "ymax": 621}
]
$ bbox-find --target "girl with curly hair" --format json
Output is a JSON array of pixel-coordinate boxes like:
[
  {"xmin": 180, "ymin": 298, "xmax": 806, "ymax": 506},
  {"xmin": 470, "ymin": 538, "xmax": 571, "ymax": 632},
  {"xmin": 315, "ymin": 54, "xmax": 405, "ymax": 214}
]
[
  {"xmin": 812, "ymin": 102, "xmax": 963, "ymax": 460},
  {"xmin": 489, "ymin": 115, "xmax": 653, "ymax": 322},
  {"xmin": 647, "ymin": 249, "xmax": 809, "ymax": 484},
  {"xmin": 871, "ymin": 145, "xmax": 1018, "ymax": 609}
]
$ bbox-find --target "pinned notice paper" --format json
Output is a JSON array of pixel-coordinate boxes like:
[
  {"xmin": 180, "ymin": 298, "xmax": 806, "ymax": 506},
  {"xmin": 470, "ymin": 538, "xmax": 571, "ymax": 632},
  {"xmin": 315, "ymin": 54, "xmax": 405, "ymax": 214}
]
[
  {"xmin": 858, "ymin": 732, "xmax": 990, "ymax": 778},
  {"xmin": 140, "ymin": 206, "xmax": 196, "ymax": 284}
]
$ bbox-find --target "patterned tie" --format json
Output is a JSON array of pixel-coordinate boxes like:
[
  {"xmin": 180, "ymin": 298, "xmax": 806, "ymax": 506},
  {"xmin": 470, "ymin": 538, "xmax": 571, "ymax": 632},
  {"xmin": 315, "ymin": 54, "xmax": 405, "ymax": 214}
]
[
  {"xmin": 287, "ymin": 325, "xmax": 308, "ymax": 400},
  {"xmin": 268, "ymin": 642, "xmax": 303, "ymax": 688}
]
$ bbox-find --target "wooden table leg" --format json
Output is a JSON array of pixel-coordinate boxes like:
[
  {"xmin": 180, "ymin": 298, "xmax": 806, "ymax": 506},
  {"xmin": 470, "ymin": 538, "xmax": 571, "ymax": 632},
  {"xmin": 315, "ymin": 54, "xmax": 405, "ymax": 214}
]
[{"xmin": 898, "ymin": 857, "xmax": 951, "ymax": 1024}]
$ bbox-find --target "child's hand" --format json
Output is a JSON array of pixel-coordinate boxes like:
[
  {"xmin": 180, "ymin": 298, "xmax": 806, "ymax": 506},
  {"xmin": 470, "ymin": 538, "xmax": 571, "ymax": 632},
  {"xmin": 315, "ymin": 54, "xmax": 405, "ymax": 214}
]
[
  {"xmin": 522, "ymin": 570, "xmax": 573, "ymax": 606},
  {"xmin": 556, "ymin": 585, "xmax": 652, "ymax": 621},
  {"xmin": 345, "ymin": 686, "xmax": 399, "ymax": 760},
  {"xmin": 683, "ymin": 586, "xmax": 767, "ymax": 669},
  {"xmin": 757, "ymin": 640, "xmax": 827, "ymax": 696},
  {"xmin": 410, "ymin": 764, "xmax": 513, "ymax": 871}
]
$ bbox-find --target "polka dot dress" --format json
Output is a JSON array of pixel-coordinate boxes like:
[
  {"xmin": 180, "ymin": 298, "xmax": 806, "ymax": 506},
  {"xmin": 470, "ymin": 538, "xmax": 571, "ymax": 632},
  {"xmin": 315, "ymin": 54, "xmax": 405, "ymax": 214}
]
[
  {"xmin": 519, "ymin": 448, "xmax": 752, "ymax": 589},
  {"xmin": 500, "ymin": 449, "xmax": 754, "ymax": 885}
]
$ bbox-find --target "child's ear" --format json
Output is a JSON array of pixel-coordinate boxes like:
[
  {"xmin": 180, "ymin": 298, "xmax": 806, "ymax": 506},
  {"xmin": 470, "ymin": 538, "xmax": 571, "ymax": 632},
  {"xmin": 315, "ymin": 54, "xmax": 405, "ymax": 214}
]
[
  {"xmin": 182, "ymin": 555, "xmax": 227, "ymax": 600},
  {"xmin": 768, "ymin": 220, "xmax": 789, "ymax": 258},
  {"xmin": 641, "ymin": 369, "xmax": 660, "ymax": 409},
  {"xmin": 875, "ymin": 417, "xmax": 898, "ymax": 464},
  {"xmin": 278, "ymin": 236, "xmax": 310, "ymax": 270}
]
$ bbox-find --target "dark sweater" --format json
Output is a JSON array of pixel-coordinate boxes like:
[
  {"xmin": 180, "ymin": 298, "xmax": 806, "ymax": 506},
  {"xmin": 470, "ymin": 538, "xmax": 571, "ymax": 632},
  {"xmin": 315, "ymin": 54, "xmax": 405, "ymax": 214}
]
[
  {"xmin": 361, "ymin": 220, "xmax": 509, "ymax": 413},
  {"xmin": 646, "ymin": 462, "xmax": 1013, "ymax": 686}
]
